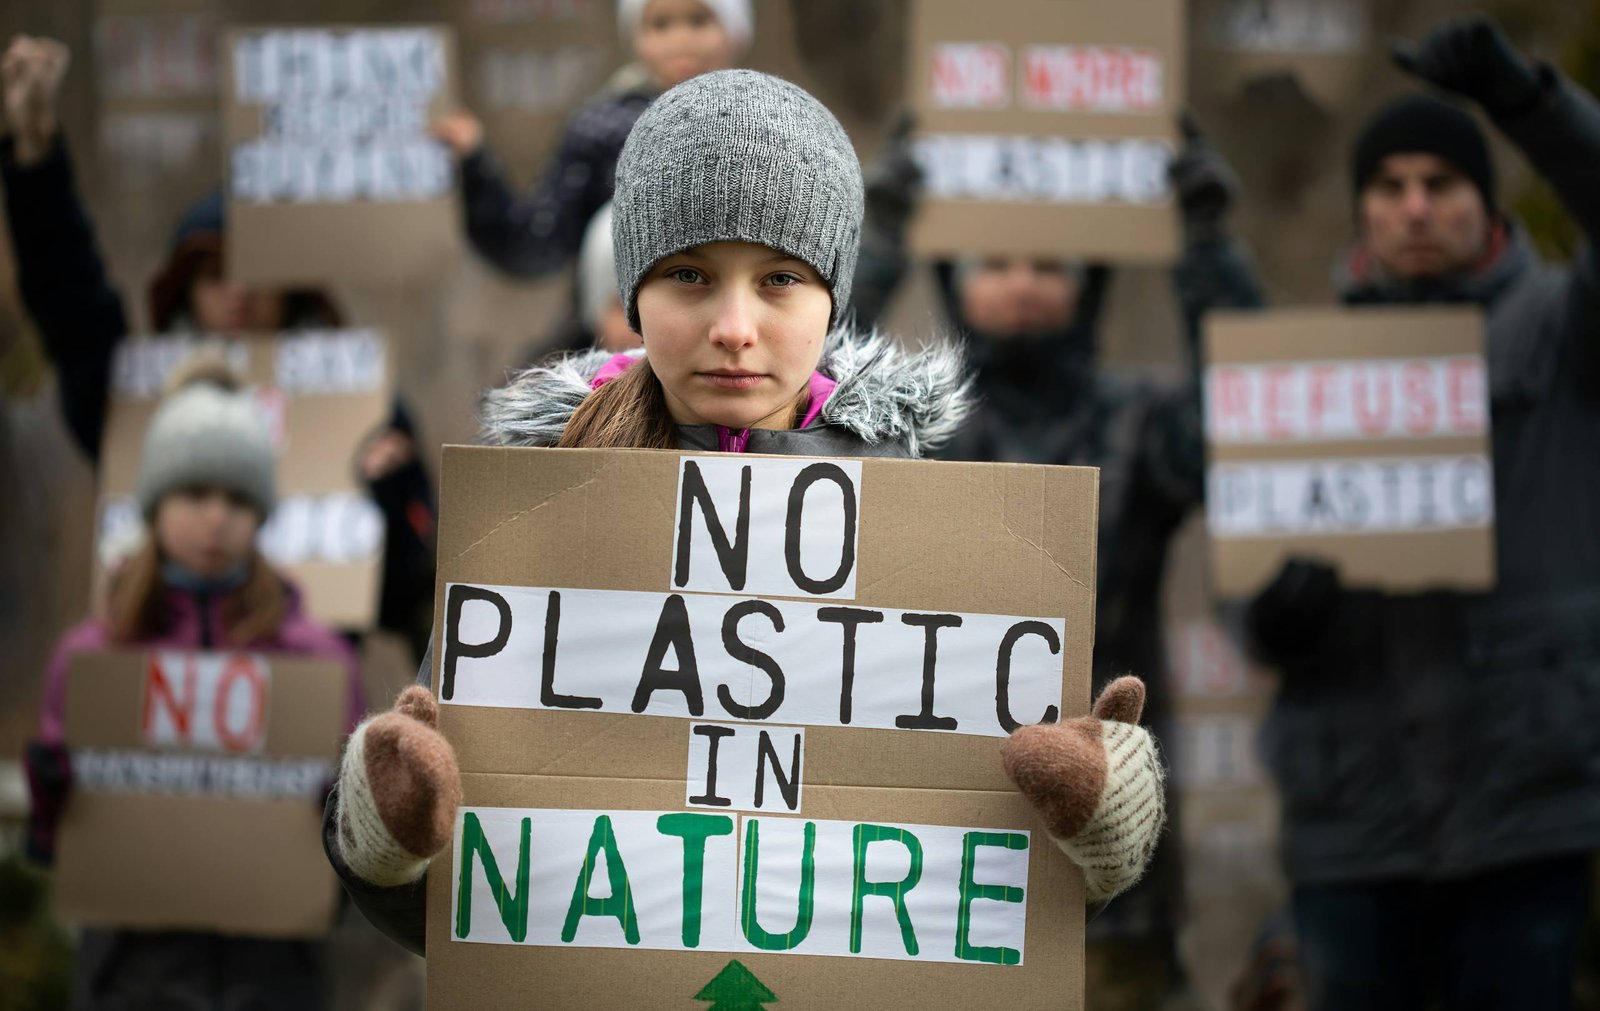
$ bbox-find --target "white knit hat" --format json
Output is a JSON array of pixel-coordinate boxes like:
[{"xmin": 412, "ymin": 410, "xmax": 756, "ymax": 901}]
[
  {"xmin": 135, "ymin": 361, "xmax": 276, "ymax": 520},
  {"xmin": 577, "ymin": 202, "xmax": 619, "ymax": 333},
  {"xmin": 616, "ymin": 0, "xmax": 753, "ymax": 52}
]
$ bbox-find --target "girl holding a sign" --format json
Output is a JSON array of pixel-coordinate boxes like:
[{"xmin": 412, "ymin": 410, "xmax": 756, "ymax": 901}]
[
  {"xmin": 29, "ymin": 363, "xmax": 362, "ymax": 1009},
  {"xmin": 326, "ymin": 69, "xmax": 1167, "ymax": 956}
]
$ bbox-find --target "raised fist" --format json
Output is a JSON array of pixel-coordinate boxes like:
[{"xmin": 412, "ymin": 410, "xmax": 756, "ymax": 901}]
[{"xmin": 2, "ymin": 35, "xmax": 69, "ymax": 167}]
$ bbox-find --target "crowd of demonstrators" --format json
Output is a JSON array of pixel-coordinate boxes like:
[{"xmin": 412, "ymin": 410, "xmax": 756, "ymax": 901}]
[
  {"xmin": 1243, "ymin": 18, "xmax": 1600, "ymax": 1011},
  {"xmin": 28, "ymin": 359, "xmax": 364, "ymax": 1009},
  {"xmin": 434, "ymin": 0, "xmax": 752, "ymax": 280},
  {"xmin": 0, "ymin": 35, "xmax": 439, "ymax": 664},
  {"xmin": 4, "ymin": 2, "xmax": 1600, "ymax": 1008},
  {"xmin": 852, "ymin": 115, "xmax": 1264, "ymax": 1009},
  {"xmin": 320, "ymin": 68, "xmax": 1169, "ymax": 956}
]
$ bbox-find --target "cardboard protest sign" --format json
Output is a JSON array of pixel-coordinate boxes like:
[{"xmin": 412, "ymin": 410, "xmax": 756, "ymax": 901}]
[
  {"xmin": 222, "ymin": 25, "xmax": 462, "ymax": 284},
  {"xmin": 426, "ymin": 447, "xmax": 1098, "ymax": 1008},
  {"xmin": 1204, "ymin": 0, "xmax": 1368, "ymax": 110},
  {"xmin": 905, "ymin": 0, "xmax": 1185, "ymax": 262},
  {"xmin": 54, "ymin": 650, "xmax": 345, "ymax": 937},
  {"xmin": 95, "ymin": 331, "xmax": 394, "ymax": 629},
  {"xmin": 454, "ymin": 0, "xmax": 621, "ymax": 184},
  {"xmin": 1204, "ymin": 307, "xmax": 1494, "ymax": 597}
]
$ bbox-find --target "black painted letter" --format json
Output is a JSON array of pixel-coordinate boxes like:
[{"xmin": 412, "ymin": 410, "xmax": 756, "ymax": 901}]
[
  {"xmin": 894, "ymin": 613, "xmax": 962, "ymax": 731},
  {"xmin": 718, "ymin": 600, "xmax": 787, "ymax": 720},
  {"xmin": 441, "ymin": 584, "xmax": 511, "ymax": 701},
  {"xmin": 995, "ymin": 621, "xmax": 1061, "ymax": 732},
  {"xmin": 784, "ymin": 463, "xmax": 857, "ymax": 595}
]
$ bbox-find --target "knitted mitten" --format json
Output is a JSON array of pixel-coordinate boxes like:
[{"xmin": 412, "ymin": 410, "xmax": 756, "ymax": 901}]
[
  {"xmin": 333, "ymin": 686, "xmax": 462, "ymax": 887},
  {"xmin": 1000, "ymin": 676, "xmax": 1166, "ymax": 902}
]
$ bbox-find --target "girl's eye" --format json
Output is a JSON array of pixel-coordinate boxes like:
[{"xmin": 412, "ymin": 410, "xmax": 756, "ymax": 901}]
[
  {"xmin": 766, "ymin": 272, "xmax": 801, "ymax": 288},
  {"xmin": 668, "ymin": 267, "xmax": 705, "ymax": 285}
]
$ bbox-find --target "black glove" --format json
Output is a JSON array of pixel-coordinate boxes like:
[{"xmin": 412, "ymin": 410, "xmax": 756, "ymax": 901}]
[
  {"xmin": 1390, "ymin": 16, "xmax": 1544, "ymax": 116},
  {"xmin": 23, "ymin": 740, "xmax": 72, "ymax": 867},
  {"xmin": 863, "ymin": 109, "xmax": 923, "ymax": 237},
  {"xmin": 1245, "ymin": 558, "xmax": 1341, "ymax": 661},
  {"xmin": 1168, "ymin": 113, "xmax": 1237, "ymax": 240}
]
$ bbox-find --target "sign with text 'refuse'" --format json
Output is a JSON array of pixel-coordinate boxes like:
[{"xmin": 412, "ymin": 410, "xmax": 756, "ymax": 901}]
[
  {"xmin": 428, "ymin": 447, "xmax": 1099, "ymax": 1009},
  {"xmin": 1203, "ymin": 307, "xmax": 1495, "ymax": 597},
  {"xmin": 54, "ymin": 650, "xmax": 347, "ymax": 937},
  {"xmin": 906, "ymin": 0, "xmax": 1185, "ymax": 262}
]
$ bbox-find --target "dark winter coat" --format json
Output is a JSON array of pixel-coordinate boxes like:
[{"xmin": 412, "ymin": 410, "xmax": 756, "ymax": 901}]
[
  {"xmin": 1256, "ymin": 68, "xmax": 1600, "ymax": 885},
  {"xmin": 460, "ymin": 86, "xmax": 653, "ymax": 279},
  {"xmin": 933, "ymin": 236, "xmax": 1264, "ymax": 939},
  {"xmin": 322, "ymin": 328, "xmax": 971, "ymax": 955}
]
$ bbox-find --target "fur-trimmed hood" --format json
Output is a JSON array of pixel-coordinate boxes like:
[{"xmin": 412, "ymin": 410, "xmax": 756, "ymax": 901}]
[{"xmin": 481, "ymin": 327, "xmax": 971, "ymax": 458}]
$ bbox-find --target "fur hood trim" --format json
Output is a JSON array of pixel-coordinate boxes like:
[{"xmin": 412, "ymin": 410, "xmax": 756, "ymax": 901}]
[{"xmin": 480, "ymin": 326, "xmax": 971, "ymax": 456}]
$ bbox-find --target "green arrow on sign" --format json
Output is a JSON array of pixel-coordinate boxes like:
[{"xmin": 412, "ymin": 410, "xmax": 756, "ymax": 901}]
[{"xmin": 694, "ymin": 960, "xmax": 777, "ymax": 1010}]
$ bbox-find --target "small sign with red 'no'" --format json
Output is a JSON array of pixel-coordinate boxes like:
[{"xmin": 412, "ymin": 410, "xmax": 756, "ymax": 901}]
[{"xmin": 142, "ymin": 651, "xmax": 271, "ymax": 754}]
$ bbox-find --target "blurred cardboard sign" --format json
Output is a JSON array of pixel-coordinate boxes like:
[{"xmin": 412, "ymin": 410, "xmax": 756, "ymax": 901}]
[
  {"xmin": 222, "ymin": 25, "xmax": 463, "ymax": 285},
  {"xmin": 1205, "ymin": 0, "xmax": 1368, "ymax": 110},
  {"xmin": 1203, "ymin": 307, "xmax": 1494, "ymax": 598},
  {"xmin": 95, "ymin": 331, "xmax": 393, "ymax": 629},
  {"xmin": 906, "ymin": 0, "xmax": 1184, "ymax": 263},
  {"xmin": 425, "ymin": 447, "xmax": 1098, "ymax": 1009},
  {"xmin": 454, "ymin": 0, "xmax": 620, "ymax": 185},
  {"xmin": 54, "ymin": 649, "xmax": 344, "ymax": 937}
]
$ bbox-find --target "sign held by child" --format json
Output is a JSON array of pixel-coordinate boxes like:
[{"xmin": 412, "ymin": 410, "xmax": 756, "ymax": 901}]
[{"xmin": 427, "ymin": 445, "xmax": 1099, "ymax": 1008}]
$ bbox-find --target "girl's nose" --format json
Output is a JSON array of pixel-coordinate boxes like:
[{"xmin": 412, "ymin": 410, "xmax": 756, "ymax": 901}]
[{"xmin": 708, "ymin": 290, "xmax": 758, "ymax": 351}]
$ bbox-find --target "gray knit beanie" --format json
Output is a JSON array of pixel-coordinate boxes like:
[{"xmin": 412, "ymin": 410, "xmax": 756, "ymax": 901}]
[
  {"xmin": 612, "ymin": 69, "xmax": 864, "ymax": 331},
  {"xmin": 136, "ymin": 363, "xmax": 276, "ymax": 520}
]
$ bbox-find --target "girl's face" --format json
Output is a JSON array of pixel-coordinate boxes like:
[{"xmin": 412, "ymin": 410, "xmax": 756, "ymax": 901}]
[
  {"xmin": 154, "ymin": 487, "xmax": 261, "ymax": 579},
  {"xmin": 637, "ymin": 241, "xmax": 832, "ymax": 432},
  {"xmin": 634, "ymin": 0, "xmax": 736, "ymax": 89}
]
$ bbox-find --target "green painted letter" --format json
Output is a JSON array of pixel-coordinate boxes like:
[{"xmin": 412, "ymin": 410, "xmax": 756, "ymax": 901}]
[
  {"xmin": 955, "ymin": 831, "xmax": 1028, "ymax": 965},
  {"xmin": 455, "ymin": 811, "xmax": 532, "ymax": 942},
  {"xmin": 739, "ymin": 818, "xmax": 817, "ymax": 951},
  {"xmin": 849, "ymin": 823, "xmax": 924, "ymax": 956},
  {"xmin": 658, "ymin": 812, "xmax": 734, "ymax": 947},
  {"xmin": 561, "ymin": 814, "xmax": 641, "ymax": 945}
]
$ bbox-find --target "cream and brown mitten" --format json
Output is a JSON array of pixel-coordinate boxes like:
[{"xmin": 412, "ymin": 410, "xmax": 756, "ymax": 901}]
[
  {"xmin": 1000, "ymin": 676, "xmax": 1166, "ymax": 902},
  {"xmin": 334, "ymin": 686, "xmax": 463, "ymax": 887}
]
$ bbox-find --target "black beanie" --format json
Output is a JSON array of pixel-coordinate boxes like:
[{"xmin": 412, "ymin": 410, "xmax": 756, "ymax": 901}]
[{"xmin": 1351, "ymin": 94, "xmax": 1496, "ymax": 211}]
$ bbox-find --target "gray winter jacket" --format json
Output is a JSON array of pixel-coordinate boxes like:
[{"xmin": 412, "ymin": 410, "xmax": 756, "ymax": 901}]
[
  {"xmin": 1261, "ymin": 68, "xmax": 1600, "ymax": 885},
  {"xmin": 323, "ymin": 329, "xmax": 971, "ymax": 955}
]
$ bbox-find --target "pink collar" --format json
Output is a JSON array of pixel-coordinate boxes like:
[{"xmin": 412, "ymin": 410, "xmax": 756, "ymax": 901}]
[{"xmin": 589, "ymin": 354, "xmax": 837, "ymax": 452}]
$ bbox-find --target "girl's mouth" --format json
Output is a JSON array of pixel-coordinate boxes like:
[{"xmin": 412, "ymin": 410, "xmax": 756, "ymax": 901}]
[{"xmin": 700, "ymin": 371, "xmax": 765, "ymax": 390}]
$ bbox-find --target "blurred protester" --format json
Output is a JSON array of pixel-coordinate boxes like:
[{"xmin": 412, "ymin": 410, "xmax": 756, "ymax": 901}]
[
  {"xmin": 435, "ymin": 0, "xmax": 751, "ymax": 279},
  {"xmin": 26, "ymin": 361, "xmax": 362, "ymax": 1009},
  {"xmin": 861, "ymin": 117, "xmax": 1263, "ymax": 1009},
  {"xmin": 1, "ymin": 34, "xmax": 437, "ymax": 663},
  {"xmin": 540, "ymin": 201, "xmax": 645, "ymax": 356},
  {"xmin": 1246, "ymin": 17, "xmax": 1600, "ymax": 1010}
]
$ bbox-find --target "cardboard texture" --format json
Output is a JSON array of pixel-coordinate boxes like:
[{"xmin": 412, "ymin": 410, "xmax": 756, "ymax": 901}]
[
  {"xmin": 454, "ymin": 0, "xmax": 621, "ymax": 184},
  {"xmin": 1203, "ymin": 307, "xmax": 1494, "ymax": 597},
  {"xmin": 905, "ymin": 0, "xmax": 1184, "ymax": 262},
  {"xmin": 93, "ymin": 331, "xmax": 394, "ymax": 629},
  {"xmin": 222, "ymin": 25, "xmax": 463, "ymax": 285},
  {"xmin": 54, "ymin": 650, "xmax": 346, "ymax": 937},
  {"xmin": 427, "ymin": 446, "xmax": 1099, "ymax": 1009}
]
